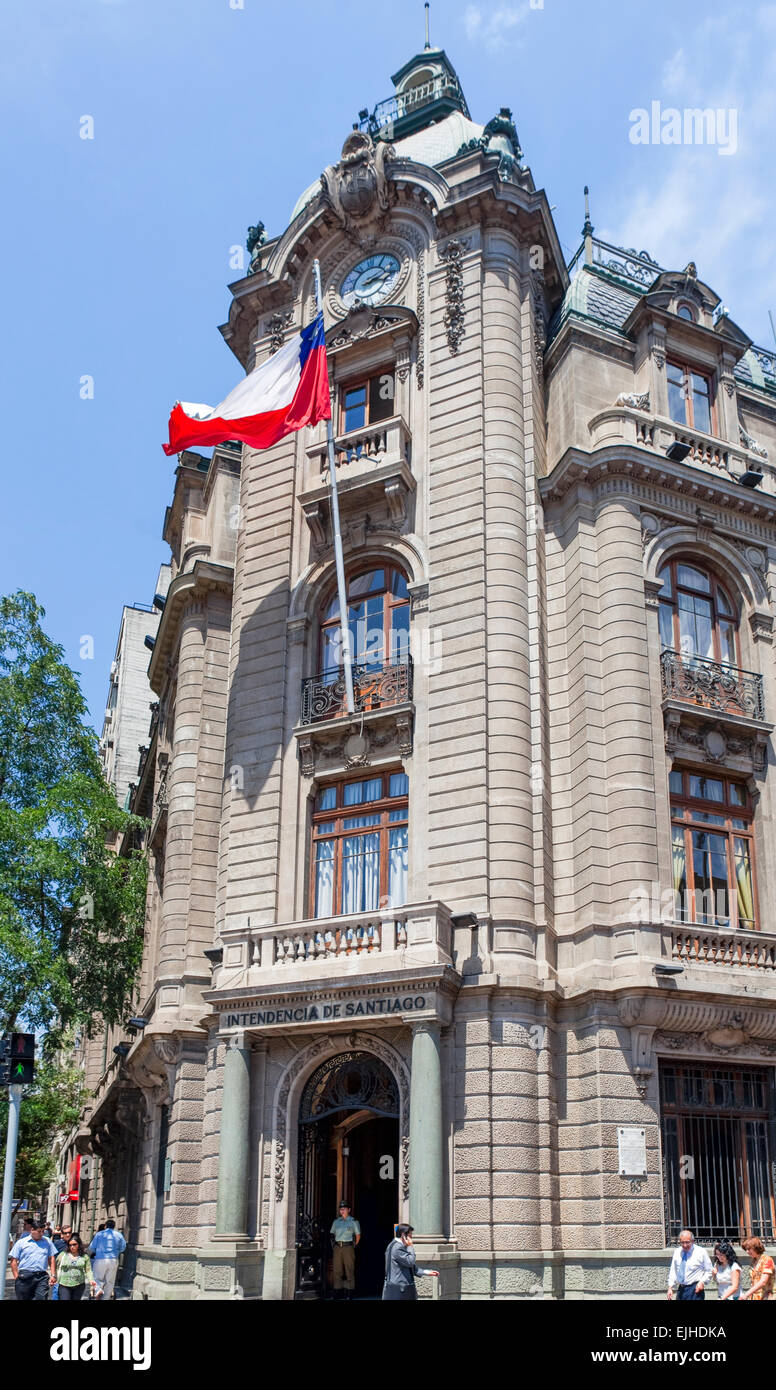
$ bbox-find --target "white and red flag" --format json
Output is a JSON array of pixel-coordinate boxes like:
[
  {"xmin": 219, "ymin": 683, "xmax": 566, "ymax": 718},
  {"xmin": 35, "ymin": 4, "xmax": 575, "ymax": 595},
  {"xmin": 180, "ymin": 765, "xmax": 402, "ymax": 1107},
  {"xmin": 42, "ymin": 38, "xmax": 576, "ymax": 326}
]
[{"xmin": 162, "ymin": 313, "xmax": 330, "ymax": 455}]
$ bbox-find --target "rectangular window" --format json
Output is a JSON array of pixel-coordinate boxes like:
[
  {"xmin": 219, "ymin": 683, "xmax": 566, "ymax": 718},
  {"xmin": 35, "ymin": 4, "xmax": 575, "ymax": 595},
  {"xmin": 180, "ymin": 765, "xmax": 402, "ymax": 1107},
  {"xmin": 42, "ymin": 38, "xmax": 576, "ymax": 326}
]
[
  {"xmin": 660, "ymin": 1063, "xmax": 776, "ymax": 1242},
  {"xmin": 669, "ymin": 769, "xmax": 757, "ymax": 929},
  {"xmin": 311, "ymin": 771, "xmax": 408, "ymax": 918},
  {"xmin": 666, "ymin": 361, "xmax": 715, "ymax": 432},
  {"xmin": 153, "ymin": 1104, "xmax": 170, "ymax": 1244},
  {"xmin": 340, "ymin": 370, "xmax": 396, "ymax": 434}
]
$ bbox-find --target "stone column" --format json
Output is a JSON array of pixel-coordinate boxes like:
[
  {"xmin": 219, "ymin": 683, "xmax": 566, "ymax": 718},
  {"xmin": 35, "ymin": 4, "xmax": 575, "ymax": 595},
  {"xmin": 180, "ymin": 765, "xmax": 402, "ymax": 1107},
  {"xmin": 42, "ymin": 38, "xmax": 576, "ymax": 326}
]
[
  {"xmin": 409, "ymin": 1021, "xmax": 444, "ymax": 1238},
  {"xmin": 215, "ymin": 1034, "xmax": 251, "ymax": 1236}
]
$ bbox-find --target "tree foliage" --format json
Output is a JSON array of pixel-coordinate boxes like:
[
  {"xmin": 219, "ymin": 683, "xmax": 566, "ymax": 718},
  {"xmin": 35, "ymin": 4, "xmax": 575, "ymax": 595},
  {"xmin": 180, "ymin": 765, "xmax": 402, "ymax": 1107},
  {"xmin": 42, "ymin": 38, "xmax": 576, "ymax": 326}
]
[
  {"xmin": 0, "ymin": 591, "xmax": 147, "ymax": 1038},
  {"xmin": 0, "ymin": 1054, "xmax": 88, "ymax": 1208}
]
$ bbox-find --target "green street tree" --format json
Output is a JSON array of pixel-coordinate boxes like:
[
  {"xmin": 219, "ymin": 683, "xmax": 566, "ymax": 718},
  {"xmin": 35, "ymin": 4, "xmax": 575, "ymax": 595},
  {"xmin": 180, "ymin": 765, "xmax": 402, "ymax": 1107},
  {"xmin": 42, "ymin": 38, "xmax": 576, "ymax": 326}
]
[{"xmin": 0, "ymin": 591, "xmax": 147, "ymax": 1038}]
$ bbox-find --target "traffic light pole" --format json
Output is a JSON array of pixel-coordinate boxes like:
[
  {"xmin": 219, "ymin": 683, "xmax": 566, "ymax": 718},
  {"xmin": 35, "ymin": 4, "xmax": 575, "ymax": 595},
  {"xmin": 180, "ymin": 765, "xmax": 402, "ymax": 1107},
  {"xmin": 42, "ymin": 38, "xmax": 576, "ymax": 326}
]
[{"xmin": 0, "ymin": 1085, "xmax": 22, "ymax": 1301}]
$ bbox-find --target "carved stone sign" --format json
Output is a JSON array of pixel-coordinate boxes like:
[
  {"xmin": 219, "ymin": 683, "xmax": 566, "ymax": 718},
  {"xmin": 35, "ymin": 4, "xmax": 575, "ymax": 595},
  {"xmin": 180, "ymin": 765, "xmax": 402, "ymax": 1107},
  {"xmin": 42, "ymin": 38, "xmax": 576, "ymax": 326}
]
[{"xmin": 220, "ymin": 991, "xmax": 432, "ymax": 1031}]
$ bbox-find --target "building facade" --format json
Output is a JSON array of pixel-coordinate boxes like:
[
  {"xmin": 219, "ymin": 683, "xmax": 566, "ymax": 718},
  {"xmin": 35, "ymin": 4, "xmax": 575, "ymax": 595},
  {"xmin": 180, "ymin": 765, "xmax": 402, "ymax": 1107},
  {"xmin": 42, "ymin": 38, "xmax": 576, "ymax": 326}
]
[{"xmin": 76, "ymin": 47, "xmax": 776, "ymax": 1299}]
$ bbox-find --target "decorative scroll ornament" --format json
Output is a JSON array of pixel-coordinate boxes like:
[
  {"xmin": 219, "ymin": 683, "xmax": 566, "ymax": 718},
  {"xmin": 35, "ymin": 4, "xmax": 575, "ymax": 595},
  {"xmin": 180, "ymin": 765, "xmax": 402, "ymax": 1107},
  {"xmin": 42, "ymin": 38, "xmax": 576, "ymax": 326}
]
[
  {"xmin": 615, "ymin": 391, "xmax": 650, "ymax": 411},
  {"xmin": 440, "ymin": 239, "xmax": 468, "ymax": 355},
  {"xmin": 265, "ymin": 310, "xmax": 294, "ymax": 356},
  {"xmin": 739, "ymin": 426, "xmax": 768, "ymax": 459}
]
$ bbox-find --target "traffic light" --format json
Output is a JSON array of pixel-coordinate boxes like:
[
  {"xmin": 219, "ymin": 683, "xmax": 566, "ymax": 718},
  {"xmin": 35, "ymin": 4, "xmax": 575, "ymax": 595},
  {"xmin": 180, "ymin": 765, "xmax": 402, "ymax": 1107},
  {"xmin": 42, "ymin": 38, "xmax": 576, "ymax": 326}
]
[
  {"xmin": 0, "ymin": 1036, "xmax": 9, "ymax": 1085},
  {"xmin": 8, "ymin": 1033, "xmax": 35, "ymax": 1085}
]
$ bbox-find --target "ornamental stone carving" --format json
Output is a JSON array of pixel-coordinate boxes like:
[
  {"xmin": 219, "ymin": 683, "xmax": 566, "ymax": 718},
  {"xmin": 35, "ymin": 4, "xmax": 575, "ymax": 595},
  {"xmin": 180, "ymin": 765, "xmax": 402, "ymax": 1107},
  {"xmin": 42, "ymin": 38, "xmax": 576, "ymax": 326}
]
[
  {"xmin": 615, "ymin": 391, "xmax": 650, "ymax": 411},
  {"xmin": 321, "ymin": 130, "xmax": 395, "ymax": 235},
  {"xmin": 439, "ymin": 238, "xmax": 468, "ymax": 355}
]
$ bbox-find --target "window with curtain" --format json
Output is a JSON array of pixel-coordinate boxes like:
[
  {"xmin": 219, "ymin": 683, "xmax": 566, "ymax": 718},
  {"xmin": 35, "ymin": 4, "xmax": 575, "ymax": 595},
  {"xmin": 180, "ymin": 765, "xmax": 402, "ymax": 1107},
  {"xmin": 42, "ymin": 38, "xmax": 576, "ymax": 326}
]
[
  {"xmin": 319, "ymin": 565, "xmax": 410, "ymax": 679},
  {"xmin": 666, "ymin": 360, "xmax": 714, "ymax": 433},
  {"xmin": 311, "ymin": 772, "xmax": 408, "ymax": 918},
  {"xmin": 669, "ymin": 768, "xmax": 757, "ymax": 930},
  {"xmin": 657, "ymin": 560, "xmax": 739, "ymax": 667}
]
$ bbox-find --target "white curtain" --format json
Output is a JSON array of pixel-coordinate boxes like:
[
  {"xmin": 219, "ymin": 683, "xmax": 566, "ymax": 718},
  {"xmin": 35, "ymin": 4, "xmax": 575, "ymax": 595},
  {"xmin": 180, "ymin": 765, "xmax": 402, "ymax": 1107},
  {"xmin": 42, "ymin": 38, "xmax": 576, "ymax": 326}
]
[
  {"xmin": 342, "ymin": 824, "xmax": 380, "ymax": 913},
  {"xmin": 388, "ymin": 825, "xmax": 408, "ymax": 907},
  {"xmin": 314, "ymin": 840, "xmax": 334, "ymax": 918}
]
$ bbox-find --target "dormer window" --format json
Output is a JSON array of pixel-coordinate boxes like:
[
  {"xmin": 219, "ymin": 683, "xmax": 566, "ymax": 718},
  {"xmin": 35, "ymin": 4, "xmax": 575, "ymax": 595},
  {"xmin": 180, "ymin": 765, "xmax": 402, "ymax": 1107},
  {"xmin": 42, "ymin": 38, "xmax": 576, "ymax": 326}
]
[
  {"xmin": 676, "ymin": 302, "xmax": 696, "ymax": 322},
  {"xmin": 667, "ymin": 360, "xmax": 714, "ymax": 434}
]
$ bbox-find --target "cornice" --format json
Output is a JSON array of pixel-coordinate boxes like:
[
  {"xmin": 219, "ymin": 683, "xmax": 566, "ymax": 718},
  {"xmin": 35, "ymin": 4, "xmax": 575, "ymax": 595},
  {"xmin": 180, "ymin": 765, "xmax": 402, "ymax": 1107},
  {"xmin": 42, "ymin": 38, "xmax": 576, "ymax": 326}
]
[
  {"xmin": 540, "ymin": 443, "xmax": 776, "ymax": 528},
  {"xmin": 147, "ymin": 559, "xmax": 234, "ymax": 693}
]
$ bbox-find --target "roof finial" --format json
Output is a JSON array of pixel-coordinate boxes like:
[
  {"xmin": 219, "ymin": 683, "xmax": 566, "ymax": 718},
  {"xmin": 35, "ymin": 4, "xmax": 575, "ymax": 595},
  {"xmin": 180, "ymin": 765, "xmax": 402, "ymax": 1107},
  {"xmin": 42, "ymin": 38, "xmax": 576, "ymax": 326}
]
[
  {"xmin": 582, "ymin": 184, "xmax": 594, "ymax": 264},
  {"xmin": 424, "ymin": 1, "xmax": 431, "ymax": 49}
]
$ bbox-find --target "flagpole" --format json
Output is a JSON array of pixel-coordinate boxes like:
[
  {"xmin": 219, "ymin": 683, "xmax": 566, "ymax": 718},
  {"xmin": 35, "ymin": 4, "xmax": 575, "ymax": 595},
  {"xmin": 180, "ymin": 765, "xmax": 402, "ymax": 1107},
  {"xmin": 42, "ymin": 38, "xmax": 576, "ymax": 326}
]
[{"xmin": 313, "ymin": 259, "xmax": 356, "ymax": 717}]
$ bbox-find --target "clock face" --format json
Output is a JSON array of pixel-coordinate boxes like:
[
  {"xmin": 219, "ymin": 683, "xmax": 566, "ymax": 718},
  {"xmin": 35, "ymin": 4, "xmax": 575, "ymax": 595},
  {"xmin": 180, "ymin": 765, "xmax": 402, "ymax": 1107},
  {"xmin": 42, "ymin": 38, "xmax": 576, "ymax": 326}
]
[{"xmin": 340, "ymin": 253, "xmax": 401, "ymax": 308}]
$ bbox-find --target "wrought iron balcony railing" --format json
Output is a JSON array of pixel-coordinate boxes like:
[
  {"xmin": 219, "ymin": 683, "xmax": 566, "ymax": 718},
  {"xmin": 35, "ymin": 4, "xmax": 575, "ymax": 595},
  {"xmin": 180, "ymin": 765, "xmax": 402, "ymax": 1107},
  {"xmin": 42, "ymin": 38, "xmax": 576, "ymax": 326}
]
[
  {"xmin": 359, "ymin": 75, "xmax": 467, "ymax": 135},
  {"xmin": 300, "ymin": 657, "xmax": 413, "ymax": 726},
  {"xmin": 660, "ymin": 648, "xmax": 765, "ymax": 721}
]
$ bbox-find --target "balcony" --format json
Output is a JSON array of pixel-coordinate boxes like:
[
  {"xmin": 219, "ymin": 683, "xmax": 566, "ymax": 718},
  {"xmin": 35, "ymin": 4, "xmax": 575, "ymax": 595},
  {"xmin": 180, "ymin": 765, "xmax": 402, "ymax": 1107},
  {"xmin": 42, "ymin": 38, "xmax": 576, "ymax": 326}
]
[
  {"xmin": 300, "ymin": 657, "xmax": 412, "ymax": 726},
  {"xmin": 217, "ymin": 901, "xmax": 454, "ymax": 985},
  {"xmin": 358, "ymin": 74, "xmax": 469, "ymax": 139},
  {"xmin": 588, "ymin": 405, "xmax": 772, "ymax": 490},
  {"xmin": 301, "ymin": 416, "xmax": 415, "ymax": 542},
  {"xmin": 660, "ymin": 649, "xmax": 765, "ymax": 722},
  {"xmin": 671, "ymin": 925, "xmax": 776, "ymax": 972}
]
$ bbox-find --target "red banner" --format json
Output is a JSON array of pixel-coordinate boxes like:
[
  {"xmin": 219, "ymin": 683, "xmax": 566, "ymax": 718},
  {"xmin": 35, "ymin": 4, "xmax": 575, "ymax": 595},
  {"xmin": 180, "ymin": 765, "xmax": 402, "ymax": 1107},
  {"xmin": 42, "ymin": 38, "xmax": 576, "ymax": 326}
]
[{"xmin": 67, "ymin": 1155, "xmax": 81, "ymax": 1202}]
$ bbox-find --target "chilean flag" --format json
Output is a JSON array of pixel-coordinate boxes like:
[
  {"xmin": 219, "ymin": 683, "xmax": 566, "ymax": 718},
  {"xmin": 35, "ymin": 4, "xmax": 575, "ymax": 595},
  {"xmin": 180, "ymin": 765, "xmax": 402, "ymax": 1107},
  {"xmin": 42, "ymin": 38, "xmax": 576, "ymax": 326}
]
[{"xmin": 162, "ymin": 313, "xmax": 330, "ymax": 456}]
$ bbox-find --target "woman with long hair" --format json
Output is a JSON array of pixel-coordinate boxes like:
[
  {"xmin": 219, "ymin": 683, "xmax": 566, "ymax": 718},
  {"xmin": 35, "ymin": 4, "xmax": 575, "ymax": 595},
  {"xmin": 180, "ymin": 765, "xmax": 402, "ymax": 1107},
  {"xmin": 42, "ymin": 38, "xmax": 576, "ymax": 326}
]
[{"xmin": 55, "ymin": 1234, "xmax": 97, "ymax": 1301}]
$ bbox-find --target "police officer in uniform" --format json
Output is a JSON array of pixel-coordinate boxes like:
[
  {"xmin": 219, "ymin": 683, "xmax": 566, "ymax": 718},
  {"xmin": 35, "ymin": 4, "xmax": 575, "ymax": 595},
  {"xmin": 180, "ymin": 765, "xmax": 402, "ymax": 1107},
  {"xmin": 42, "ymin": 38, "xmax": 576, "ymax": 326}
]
[{"xmin": 330, "ymin": 1200, "xmax": 360, "ymax": 1299}]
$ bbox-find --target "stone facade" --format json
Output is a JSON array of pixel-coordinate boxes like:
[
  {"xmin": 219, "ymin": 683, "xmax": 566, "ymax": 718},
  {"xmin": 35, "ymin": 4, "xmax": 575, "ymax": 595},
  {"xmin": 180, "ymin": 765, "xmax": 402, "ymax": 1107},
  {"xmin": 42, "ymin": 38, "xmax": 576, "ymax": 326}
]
[{"xmin": 75, "ymin": 48, "xmax": 776, "ymax": 1299}]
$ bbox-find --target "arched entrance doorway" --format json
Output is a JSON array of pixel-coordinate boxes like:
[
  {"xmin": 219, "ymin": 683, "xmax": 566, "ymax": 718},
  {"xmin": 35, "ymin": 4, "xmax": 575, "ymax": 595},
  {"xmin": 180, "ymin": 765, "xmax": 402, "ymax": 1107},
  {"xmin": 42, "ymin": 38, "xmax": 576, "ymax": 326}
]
[{"xmin": 295, "ymin": 1051, "xmax": 399, "ymax": 1299}]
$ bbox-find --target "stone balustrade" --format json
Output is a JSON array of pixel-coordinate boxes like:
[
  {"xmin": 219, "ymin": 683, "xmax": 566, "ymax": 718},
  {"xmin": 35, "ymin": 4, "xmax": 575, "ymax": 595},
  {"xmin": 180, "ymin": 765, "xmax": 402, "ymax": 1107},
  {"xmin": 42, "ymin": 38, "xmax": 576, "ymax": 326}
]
[
  {"xmin": 671, "ymin": 926, "xmax": 776, "ymax": 971},
  {"xmin": 588, "ymin": 406, "xmax": 773, "ymax": 490},
  {"xmin": 218, "ymin": 900, "xmax": 454, "ymax": 980}
]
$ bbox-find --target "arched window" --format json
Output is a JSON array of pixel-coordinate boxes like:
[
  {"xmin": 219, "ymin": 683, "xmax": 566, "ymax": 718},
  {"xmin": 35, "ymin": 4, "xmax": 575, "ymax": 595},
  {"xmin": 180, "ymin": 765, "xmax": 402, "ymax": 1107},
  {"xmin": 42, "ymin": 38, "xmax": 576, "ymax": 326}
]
[
  {"xmin": 320, "ymin": 565, "xmax": 410, "ymax": 678},
  {"xmin": 676, "ymin": 302, "xmax": 696, "ymax": 322},
  {"xmin": 658, "ymin": 560, "xmax": 739, "ymax": 668}
]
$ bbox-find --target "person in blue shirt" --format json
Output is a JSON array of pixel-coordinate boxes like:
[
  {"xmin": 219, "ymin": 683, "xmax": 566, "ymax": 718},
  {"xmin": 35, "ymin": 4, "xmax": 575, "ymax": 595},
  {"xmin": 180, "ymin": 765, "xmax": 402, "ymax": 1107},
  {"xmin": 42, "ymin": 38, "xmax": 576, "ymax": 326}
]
[
  {"xmin": 88, "ymin": 1219, "xmax": 127, "ymax": 1300},
  {"xmin": 9, "ymin": 1223, "xmax": 57, "ymax": 1300}
]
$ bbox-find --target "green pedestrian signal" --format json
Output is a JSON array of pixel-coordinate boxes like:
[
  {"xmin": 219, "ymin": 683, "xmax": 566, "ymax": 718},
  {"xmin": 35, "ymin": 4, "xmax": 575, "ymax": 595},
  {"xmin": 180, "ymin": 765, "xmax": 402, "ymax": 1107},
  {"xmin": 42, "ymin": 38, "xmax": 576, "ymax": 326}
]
[{"xmin": 8, "ymin": 1033, "xmax": 35, "ymax": 1085}]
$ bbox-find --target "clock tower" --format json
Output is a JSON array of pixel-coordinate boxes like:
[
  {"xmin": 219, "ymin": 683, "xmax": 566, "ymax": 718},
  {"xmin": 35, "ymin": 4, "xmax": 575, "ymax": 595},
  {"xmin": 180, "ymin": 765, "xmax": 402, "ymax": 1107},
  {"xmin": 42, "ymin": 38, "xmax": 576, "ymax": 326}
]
[{"xmin": 200, "ymin": 42, "xmax": 569, "ymax": 1301}]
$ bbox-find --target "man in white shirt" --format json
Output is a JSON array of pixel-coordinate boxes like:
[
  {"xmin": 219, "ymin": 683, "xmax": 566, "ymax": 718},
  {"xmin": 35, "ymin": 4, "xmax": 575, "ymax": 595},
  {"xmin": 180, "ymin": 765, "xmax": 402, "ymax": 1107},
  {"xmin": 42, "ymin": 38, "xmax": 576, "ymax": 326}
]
[{"xmin": 667, "ymin": 1229, "xmax": 714, "ymax": 1300}]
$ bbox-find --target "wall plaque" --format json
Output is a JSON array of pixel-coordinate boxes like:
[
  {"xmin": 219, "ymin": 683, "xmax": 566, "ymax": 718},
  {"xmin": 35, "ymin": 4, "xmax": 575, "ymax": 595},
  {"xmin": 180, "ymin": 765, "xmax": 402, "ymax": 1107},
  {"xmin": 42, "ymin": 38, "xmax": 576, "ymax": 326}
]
[{"xmin": 618, "ymin": 1125, "xmax": 647, "ymax": 1177}]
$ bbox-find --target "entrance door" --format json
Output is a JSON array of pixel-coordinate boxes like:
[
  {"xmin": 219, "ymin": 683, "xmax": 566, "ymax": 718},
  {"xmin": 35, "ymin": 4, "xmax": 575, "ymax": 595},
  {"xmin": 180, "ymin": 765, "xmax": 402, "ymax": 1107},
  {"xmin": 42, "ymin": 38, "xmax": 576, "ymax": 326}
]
[{"xmin": 295, "ymin": 1052, "xmax": 400, "ymax": 1299}]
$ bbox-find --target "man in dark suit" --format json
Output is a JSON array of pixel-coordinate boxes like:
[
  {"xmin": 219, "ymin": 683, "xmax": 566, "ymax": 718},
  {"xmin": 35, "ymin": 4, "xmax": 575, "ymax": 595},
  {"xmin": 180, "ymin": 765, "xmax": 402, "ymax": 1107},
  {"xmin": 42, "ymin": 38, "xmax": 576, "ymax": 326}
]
[{"xmin": 382, "ymin": 1224, "xmax": 439, "ymax": 1301}]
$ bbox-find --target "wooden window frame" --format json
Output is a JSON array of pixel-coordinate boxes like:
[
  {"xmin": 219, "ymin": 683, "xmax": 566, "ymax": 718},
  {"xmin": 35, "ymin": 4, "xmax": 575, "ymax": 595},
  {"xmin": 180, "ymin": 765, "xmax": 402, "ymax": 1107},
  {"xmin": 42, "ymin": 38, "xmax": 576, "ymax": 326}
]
[
  {"xmin": 670, "ymin": 767, "xmax": 758, "ymax": 931},
  {"xmin": 666, "ymin": 357, "xmax": 717, "ymax": 433},
  {"xmin": 310, "ymin": 771, "xmax": 408, "ymax": 919},
  {"xmin": 319, "ymin": 564, "xmax": 410, "ymax": 673},
  {"xmin": 658, "ymin": 558, "xmax": 741, "ymax": 669},
  {"xmin": 338, "ymin": 367, "xmax": 397, "ymax": 435}
]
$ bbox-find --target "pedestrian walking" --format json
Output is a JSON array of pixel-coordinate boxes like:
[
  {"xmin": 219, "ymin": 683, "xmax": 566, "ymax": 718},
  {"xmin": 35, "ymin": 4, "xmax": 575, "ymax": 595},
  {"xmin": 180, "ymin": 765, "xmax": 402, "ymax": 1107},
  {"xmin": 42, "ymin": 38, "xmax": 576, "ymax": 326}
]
[
  {"xmin": 50, "ymin": 1222, "xmax": 73, "ymax": 1300},
  {"xmin": 739, "ymin": 1236, "xmax": 775, "ymax": 1300},
  {"xmin": 712, "ymin": 1240, "xmax": 742, "ymax": 1301},
  {"xmin": 88, "ymin": 1219, "xmax": 126, "ymax": 1300},
  {"xmin": 55, "ymin": 1235, "xmax": 97, "ymax": 1302},
  {"xmin": 382, "ymin": 1224, "xmax": 439, "ymax": 1301},
  {"xmin": 329, "ymin": 1200, "xmax": 360, "ymax": 1299},
  {"xmin": 9, "ymin": 1222, "xmax": 57, "ymax": 1300},
  {"xmin": 666, "ymin": 1229, "xmax": 713, "ymax": 1300}
]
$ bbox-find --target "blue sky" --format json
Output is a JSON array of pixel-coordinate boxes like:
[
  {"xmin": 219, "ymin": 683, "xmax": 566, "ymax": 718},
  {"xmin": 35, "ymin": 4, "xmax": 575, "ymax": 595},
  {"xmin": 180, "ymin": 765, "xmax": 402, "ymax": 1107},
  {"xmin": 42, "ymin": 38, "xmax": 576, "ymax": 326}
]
[{"xmin": 2, "ymin": 0, "xmax": 775, "ymax": 729}]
